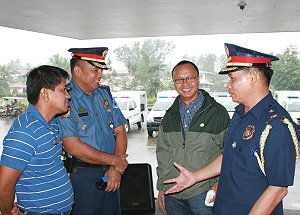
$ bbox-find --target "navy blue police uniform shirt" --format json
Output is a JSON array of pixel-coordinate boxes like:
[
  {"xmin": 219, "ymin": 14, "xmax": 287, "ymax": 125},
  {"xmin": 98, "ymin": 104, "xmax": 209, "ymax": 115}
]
[
  {"xmin": 214, "ymin": 93, "xmax": 298, "ymax": 215},
  {"xmin": 58, "ymin": 79, "xmax": 126, "ymax": 154}
]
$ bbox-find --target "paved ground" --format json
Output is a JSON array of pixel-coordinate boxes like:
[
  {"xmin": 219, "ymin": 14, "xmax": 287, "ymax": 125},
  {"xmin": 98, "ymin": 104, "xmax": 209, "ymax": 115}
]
[
  {"xmin": 137, "ymin": 202, "xmax": 300, "ymax": 215},
  {"xmin": 1, "ymin": 119, "xmax": 300, "ymax": 215}
]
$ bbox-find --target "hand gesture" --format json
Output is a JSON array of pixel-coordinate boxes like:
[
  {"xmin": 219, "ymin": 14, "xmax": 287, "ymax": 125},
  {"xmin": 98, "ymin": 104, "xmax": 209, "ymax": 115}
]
[{"xmin": 163, "ymin": 162, "xmax": 196, "ymax": 194}]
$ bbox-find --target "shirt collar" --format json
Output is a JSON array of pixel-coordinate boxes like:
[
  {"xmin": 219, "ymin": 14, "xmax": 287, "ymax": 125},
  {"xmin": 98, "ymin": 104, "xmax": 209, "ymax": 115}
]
[
  {"xmin": 236, "ymin": 92, "xmax": 273, "ymax": 119},
  {"xmin": 179, "ymin": 91, "xmax": 204, "ymax": 110},
  {"xmin": 27, "ymin": 103, "xmax": 57, "ymax": 128},
  {"xmin": 69, "ymin": 79, "xmax": 87, "ymax": 99}
]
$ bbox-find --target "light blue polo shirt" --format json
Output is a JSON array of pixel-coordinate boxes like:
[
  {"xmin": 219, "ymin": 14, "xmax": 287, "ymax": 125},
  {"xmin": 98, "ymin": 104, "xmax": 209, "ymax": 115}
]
[
  {"xmin": 1, "ymin": 104, "xmax": 74, "ymax": 213},
  {"xmin": 58, "ymin": 80, "xmax": 126, "ymax": 154}
]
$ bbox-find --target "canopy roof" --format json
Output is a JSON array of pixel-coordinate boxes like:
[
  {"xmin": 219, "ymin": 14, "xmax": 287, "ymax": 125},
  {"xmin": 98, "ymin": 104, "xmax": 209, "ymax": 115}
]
[{"xmin": 0, "ymin": 0, "xmax": 299, "ymax": 39}]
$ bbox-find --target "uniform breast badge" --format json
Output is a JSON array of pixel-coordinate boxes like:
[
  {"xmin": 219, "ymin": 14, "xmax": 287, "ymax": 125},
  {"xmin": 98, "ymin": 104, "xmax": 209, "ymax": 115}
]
[
  {"xmin": 242, "ymin": 125, "xmax": 255, "ymax": 140},
  {"xmin": 102, "ymin": 98, "xmax": 111, "ymax": 112}
]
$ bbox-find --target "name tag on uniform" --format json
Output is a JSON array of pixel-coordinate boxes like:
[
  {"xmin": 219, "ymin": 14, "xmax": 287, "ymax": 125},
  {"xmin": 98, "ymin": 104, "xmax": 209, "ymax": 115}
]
[{"xmin": 78, "ymin": 112, "xmax": 89, "ymax": 117}]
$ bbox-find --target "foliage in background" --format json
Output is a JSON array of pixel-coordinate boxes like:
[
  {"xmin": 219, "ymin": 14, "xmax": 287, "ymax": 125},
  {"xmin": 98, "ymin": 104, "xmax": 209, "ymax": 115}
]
[
  {"xmin": 48, "ymin": 54, "xmax": 70, "ymax": 74},
  {"xmin": 182, "ymin": 53, "xmax": 228, "ymax": 92},
  {"xmin": 271, "ymin": 45, "xmax": 300, "ymax": 90},
  {"xmin": 0, "ymin": 65, "xmax": 11, "ymax": 96},
  {"xmin": 1, "ymin": 43, "xmax": 300, "ymax": 99},
  {"xmin": 114, "ymin": 39, "xmax": 175, "ymax": 97}
]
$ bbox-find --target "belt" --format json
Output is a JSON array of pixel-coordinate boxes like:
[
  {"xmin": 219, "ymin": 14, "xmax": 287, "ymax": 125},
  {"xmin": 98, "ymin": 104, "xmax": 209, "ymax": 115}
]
[
  {"xmin": 19, "ymin": 208, "xmax": 71, "ymax": 215},
  {"xmin": 75, "ymin": 160, "xmax": 109, "ymax": 169}
]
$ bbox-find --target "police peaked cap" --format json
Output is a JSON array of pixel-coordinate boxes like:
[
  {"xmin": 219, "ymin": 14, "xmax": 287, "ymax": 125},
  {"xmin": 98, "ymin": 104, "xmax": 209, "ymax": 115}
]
[
  {"xmin": 68, "ymin": 47, "xmax": 109, "ymax": 70},
  {"xmin": 219, "ymin": 43, "xmax": 279, "ymax": 74}
]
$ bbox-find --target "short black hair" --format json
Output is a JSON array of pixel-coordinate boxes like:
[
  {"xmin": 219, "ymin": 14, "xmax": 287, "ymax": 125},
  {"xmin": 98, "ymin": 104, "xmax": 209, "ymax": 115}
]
[
  {"xmin": 171, "ymin": 60, "xmax": 199, "ymax": 77},
  {"xmin": 26, "ymin": 65, "xmax": 69, "ymax": 105},
  {"xmin": 70, "ymin": 57, "xmax": 80, "ymax": 73},
  {"xmin": 242, "ymin": 66, "xmax": 273, "ymax": 86}
]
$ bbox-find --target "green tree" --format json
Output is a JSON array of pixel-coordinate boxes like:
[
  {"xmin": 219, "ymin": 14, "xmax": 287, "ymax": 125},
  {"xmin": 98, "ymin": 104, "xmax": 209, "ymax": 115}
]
[
  {"xmin": 0, "ymin": 65, "xmax": 11, "ymax": 96},
  {"xmin": 114, "ymin": 39, "xmax": 175, "ymax": 97},
  {"xmin": 213, "ymin": 54, "xmax": 228, "ymax": 91},
  {"xmin": 181, "ymin": 53, "xmax": 228, "ymax": 92},
  {"xmin": 7, "ymin": 59, "xmax": 22, "ymax": 70},
  {"xmin": 182, "ymin": 54, "xmax": 216, "ymax": 72},
  {"xmin": 48, "ymin": 54, "xmax": 70, "ymax": 74},
  {"xmin": 271, "ymin": 45, "xmax": 300, "ymax": 90}
]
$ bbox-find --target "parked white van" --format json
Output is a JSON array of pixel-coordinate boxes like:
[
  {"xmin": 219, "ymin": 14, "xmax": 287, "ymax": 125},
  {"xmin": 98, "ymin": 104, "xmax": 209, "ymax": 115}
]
[
  {"xmin": 210, "ymin": 92, "xmax": 238, "ymax": 118},
  {"xmin": 147, "ymin": 90, "xmax": 178, "ymax": 136},
  {"xmin": 112, "ymin": 91, "xmax": 147, "ymax": 133},
  {"xmin": 274, "ymin": 91, "xmax": 300, "ymax": 130}
]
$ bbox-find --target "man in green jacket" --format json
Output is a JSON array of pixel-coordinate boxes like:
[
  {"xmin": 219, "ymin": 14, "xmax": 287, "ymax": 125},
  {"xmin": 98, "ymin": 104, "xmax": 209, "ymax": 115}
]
[{"xmin": 156, "ymin": 60, "xmax": 230, "ymax": 215}]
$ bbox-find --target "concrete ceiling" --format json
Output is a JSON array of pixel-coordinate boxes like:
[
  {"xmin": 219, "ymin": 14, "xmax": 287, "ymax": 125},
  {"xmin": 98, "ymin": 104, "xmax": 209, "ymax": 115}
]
[{"xmin": 0, "ymin": 0, "xmax": 300, "ymax": 40}]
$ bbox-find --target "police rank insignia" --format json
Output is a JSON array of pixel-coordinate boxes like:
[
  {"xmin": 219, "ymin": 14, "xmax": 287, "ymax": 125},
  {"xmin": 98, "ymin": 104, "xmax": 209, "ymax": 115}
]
[
  {"xmin": 77, "ymin": 107, "xmax": 89, "ymax": 117},
  {"xmin": 102, "ymin": 98, "xmax": 111, "ymax": 112},
  {"xmin": 242, "ymin": 125, "xmax": 255, "ymax": 140}
]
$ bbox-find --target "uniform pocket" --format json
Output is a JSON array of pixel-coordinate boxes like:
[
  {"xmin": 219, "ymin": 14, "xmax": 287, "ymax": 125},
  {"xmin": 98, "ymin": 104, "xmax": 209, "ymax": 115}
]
[{"xmin": 77, "ymin": 117, "xmax": 95, "ymax": 137}]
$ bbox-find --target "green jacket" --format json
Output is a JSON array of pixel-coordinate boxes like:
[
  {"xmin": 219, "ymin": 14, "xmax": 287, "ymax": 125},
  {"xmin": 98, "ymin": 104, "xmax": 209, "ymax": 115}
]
[{"xmin": 156, "ymin": 89, "xmax": 230, "ymax": 199}]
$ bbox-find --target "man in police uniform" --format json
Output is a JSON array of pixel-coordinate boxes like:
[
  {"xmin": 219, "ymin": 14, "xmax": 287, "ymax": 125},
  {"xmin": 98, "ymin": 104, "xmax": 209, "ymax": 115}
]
[
  {"xmin": 58, "ymin": 47, "xmax": 128, "ymax": 215},
  {"xmin": 163, "ymin": 43, "xmax": 299, "ymax": 215}
]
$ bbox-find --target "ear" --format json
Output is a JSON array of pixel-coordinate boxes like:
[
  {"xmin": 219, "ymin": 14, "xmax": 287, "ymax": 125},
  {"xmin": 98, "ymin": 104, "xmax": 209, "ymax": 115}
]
[
  {"xmin": 248, "ymin": 69, "xmax": 258, "ymax": 86},
  {"xmin": 73, "ymin": 65, "xmax": 81, "ymax": 77},
  {"xmin": 40, "ymin": 88, "xmax": 49, "ymax": 102}
]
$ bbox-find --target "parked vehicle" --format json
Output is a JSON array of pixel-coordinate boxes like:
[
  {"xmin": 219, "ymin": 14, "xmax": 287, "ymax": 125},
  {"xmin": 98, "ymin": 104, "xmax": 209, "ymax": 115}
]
[
  {"xmin": 210, "ymin": 92, "xmax": 238, "ymax": 118},
  {"xmin": 274, "ymin": 91, "xmax": 300, "ymax": 130},
  {"xmin": 147, "ymin": 90, "xmax": 178, "ymax": 136},
  {"xmin": 274, "ymin": 91, "xmax": 300, "ymax": 106},
  {"xmin": 0, "ymin": 97, "xmax": 26, "ymax": 118},
  {"xmin": 112, "ymin": 91, "xmax": 147, "ymax": 133}
]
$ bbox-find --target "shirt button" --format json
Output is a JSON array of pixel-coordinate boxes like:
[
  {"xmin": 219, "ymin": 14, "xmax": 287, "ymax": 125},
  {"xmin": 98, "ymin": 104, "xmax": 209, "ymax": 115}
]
[
  {"xmin": 187, "ymin": 110, "xmax": 189, "ymax": 113},
  {"xmin": 232, "ymin": 142, "xmax": 236, "ymax": 148},
  {"xmin": 239, "ymin": 148, "xmax": 242, "ymax": 151}
]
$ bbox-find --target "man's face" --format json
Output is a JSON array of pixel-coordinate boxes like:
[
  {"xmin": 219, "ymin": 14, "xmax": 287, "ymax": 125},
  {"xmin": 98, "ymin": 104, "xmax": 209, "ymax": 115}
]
[
  {"xmin": 75, "ymin": 61, "xmax": 103, "ymax": 95},
  {"xmin": 173, "ymin": 64, "xmax": 199, "ymax": 105},
  {"xmin": 227, "ymin": 70, "xmax": 252, "ymax": 104},
  {"xmin": 48, "ymin": 78, "xmax": 71, "ymax": 115}
]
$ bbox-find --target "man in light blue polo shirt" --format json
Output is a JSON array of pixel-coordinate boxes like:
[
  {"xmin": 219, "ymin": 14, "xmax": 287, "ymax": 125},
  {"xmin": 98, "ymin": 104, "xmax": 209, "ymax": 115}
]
[
  {"xmin": 0, "ymin": 65, "xmax": 74, "ymax": 215},
  {"xmin": 58, "ymin": 47, "xmax": 128, "ymax": 215}
]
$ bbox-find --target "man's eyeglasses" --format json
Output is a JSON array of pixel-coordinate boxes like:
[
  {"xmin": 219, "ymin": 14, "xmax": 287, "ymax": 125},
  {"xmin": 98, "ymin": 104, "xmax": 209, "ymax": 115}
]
[
  {"xmin": 173, "ymin": 76, "xmax": 198, "ymax": 84},
  {"xmin": 65, "ymin": 83, "xmax": 72, "ymax": 93}
]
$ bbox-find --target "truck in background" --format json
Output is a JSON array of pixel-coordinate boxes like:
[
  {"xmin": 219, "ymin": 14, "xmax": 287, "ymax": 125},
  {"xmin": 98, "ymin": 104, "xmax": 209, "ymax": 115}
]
[
  {"xmin": 112, "ymin": 91, "xmax": 147, "ymax": 133},
  {"xmin": 210, "ymin": 92, "xmax": 238, "ymax": 118},
  {"xmin": 274, "ymin": 91, "xmax": 300, "ymax": 130},
  {"xmin": 147, "ymin": 90, "xmax": 178, "ymax": 136}
]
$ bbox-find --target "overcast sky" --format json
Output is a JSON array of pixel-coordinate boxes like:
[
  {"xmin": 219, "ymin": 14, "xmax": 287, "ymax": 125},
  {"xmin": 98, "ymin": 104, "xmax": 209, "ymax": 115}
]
[{"xmin": 1, "ymin": 26, "xmax": 300, "ymax": 69}]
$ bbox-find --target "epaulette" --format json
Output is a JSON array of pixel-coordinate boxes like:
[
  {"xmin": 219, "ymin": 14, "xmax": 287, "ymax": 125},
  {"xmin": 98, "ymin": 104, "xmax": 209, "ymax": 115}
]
[
  {"xmin": 99, "ymin": 85, "xmax": 118, "ymax": 108},
  {"xmin": 255, "ymin": 104, "xmax": 299, "ymax": 176},
  {"xmin": 100, "ymin": 85, "xmax": 111, "ymax": 91},
  {"xmin": 265, "ymin": 104, "xmax": 283, "ymax": 123}
]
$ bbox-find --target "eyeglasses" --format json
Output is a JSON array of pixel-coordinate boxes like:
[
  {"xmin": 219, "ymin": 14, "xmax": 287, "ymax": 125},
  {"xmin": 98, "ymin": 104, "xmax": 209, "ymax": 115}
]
[
  {"xmin": 65, "ymin": 83, "xmax": 72, "ymax": 93},
  {"xmin": 173, "ymin": 76, "xmax": 198, "ymax": 84}
]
